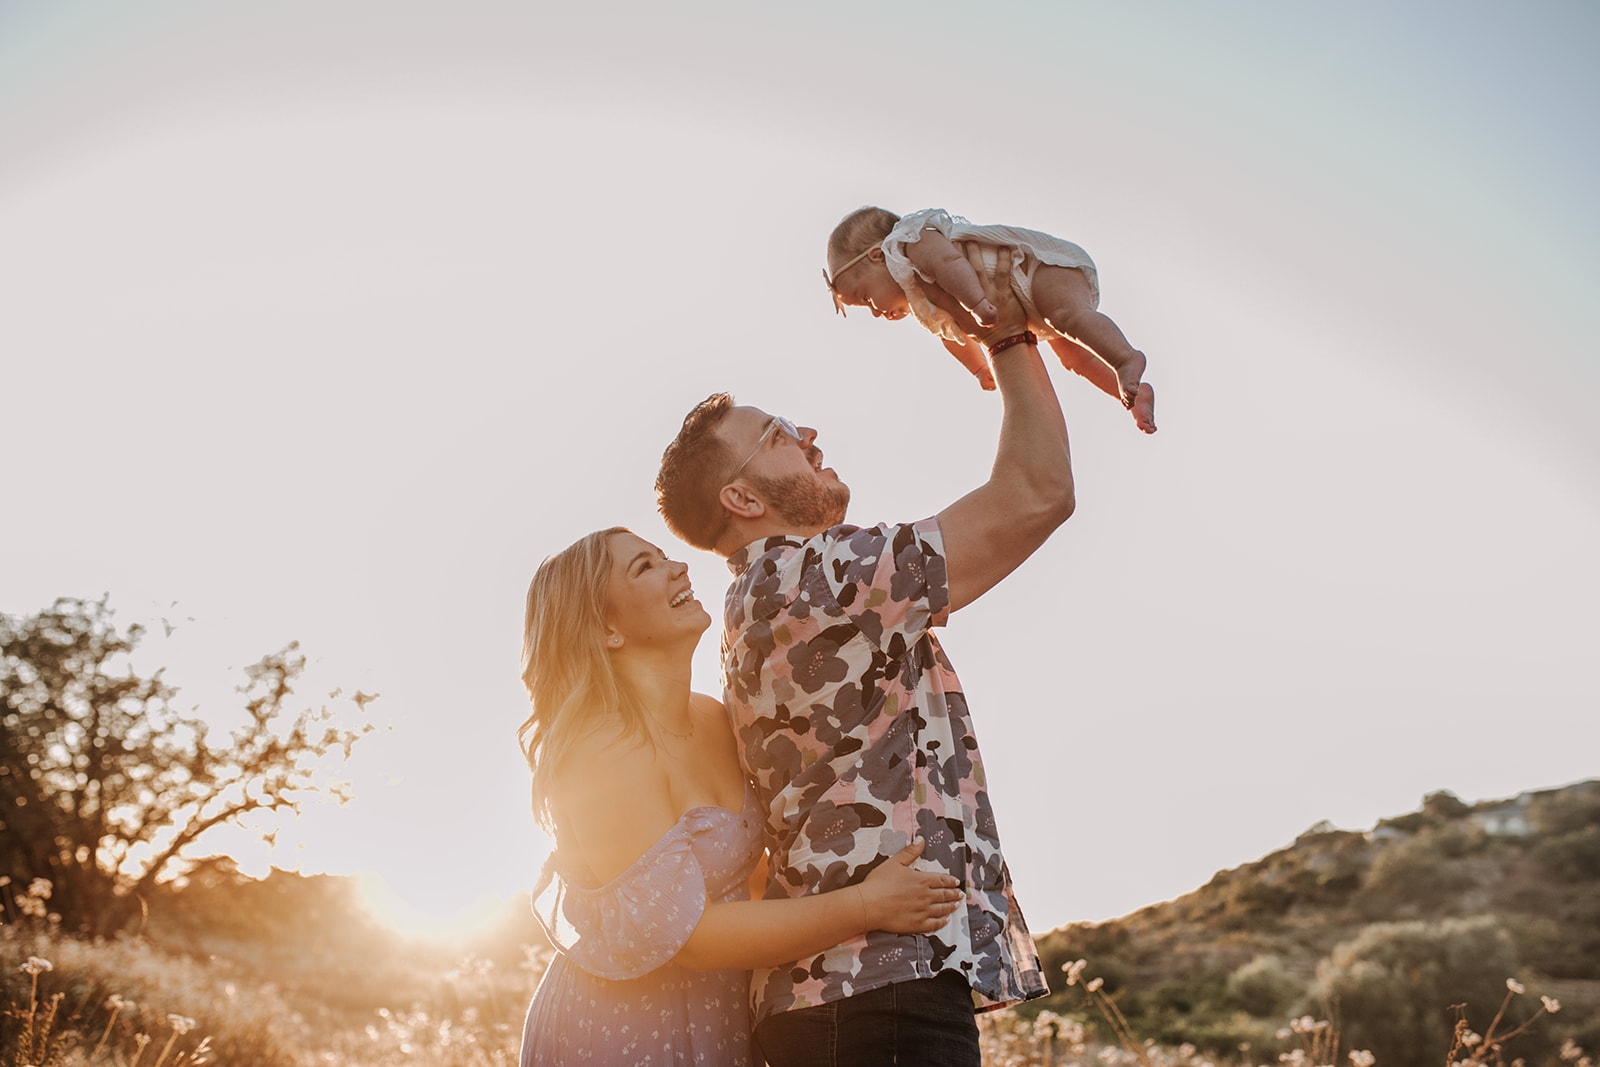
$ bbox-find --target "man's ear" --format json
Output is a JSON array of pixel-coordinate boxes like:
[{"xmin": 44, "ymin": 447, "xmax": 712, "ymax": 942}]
[{"xmin": 719, "ymin": 482, "xmax": 765, "ymax": 521}]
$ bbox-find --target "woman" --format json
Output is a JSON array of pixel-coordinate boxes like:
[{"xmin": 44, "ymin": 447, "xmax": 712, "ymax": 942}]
[{"xmin": 518, "ymin": 528, "xmax": 961, "ymax": 1065}]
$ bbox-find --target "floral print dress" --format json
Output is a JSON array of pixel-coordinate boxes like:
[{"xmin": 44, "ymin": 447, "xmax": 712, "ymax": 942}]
[{"xmin": 519, "ymin": 785, "xmax": 764, "ymax": 1065}]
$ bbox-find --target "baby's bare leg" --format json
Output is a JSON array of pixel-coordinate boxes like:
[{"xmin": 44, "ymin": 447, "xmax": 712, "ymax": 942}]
[
  {"xmin": 1032, "ymin": 265, "xmax": 1156, "ymax": 433},
  {"xmin": 1046, "ymin": 337, "xmax": 1121, "ymax": 399}
]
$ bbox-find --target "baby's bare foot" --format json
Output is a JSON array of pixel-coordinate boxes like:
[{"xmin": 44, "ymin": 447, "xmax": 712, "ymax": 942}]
[
  {"xmin": 1115, "ymin": 351, "xmax": 1155, "ymax": 432},
  {"xmin": 1130, "ymin": 383, "xmax": 1156, "ymax": 433}
]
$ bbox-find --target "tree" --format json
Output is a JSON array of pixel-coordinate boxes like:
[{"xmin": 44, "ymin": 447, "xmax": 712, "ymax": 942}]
[{"xmin": 1, "ymin": 596, "xmax": 373, "ymax": 936}]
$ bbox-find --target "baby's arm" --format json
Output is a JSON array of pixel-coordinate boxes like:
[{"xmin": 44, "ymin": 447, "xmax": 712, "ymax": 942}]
[
  {"xmin": 942, "ymin": 337, "xmax": 997, "ymax": 391},
  {"xmin": 905, "ymin": 231, "xmax": 1000, "ymax": 327}
]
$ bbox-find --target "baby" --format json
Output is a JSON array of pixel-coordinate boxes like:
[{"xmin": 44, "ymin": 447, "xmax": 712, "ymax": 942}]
[{"xmin": 824, "ymin": 207, "xmax": 1156, "ymax": 433}]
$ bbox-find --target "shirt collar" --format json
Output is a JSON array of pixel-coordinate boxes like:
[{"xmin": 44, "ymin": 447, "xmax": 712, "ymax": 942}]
[{"xmin": 726, "ymin": 534, "xmax": 808, "ymax": 577}]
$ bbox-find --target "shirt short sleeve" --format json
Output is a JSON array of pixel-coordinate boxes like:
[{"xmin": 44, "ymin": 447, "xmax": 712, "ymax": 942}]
[
  {"xmin": 817, "ymin": 517, "xmax": 950, "ymax": 649},
  {"xmin": 530, "ymin": 829, "xmax": 708, "ymax": 981}
]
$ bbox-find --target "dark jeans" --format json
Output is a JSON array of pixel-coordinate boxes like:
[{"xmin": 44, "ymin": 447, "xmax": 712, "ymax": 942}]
[{"xmin": 754, "ymin": 972, "xmax": 981, "ymax": 1067}]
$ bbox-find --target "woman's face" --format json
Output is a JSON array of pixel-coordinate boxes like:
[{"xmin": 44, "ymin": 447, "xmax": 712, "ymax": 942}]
[{"xmin": 603, "ymin": 531, "xmax": 710, "ymax": 652}]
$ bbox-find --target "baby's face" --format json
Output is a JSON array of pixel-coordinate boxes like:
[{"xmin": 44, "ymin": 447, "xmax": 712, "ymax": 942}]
[{"xmin": 833, "ymin": 259, "xmax": 910, "ymax": 321}]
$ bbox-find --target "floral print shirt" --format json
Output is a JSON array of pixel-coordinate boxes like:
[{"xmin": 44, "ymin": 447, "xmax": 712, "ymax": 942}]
[{"xmin": 723, "ymin": 517, "xmax": 1048, "ymax": 1025}]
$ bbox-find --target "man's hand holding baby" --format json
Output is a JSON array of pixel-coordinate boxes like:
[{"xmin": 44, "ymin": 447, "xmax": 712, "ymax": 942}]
[{"xmin": 963, "ymin": 244, "xmax": 1027, "ymax": 351}]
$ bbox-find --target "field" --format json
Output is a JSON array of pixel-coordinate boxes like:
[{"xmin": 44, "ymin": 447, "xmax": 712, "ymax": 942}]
[
  {"xmin": 3, "ymin": 892, "xmax": 1588, "ymax": 1067},
  {"xmin": 5, "ymin": 784, "xmax": 1598, "ymax": 1065}
]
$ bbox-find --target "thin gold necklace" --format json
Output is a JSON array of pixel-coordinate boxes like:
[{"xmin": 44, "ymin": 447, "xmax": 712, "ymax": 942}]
[{"xmin": 657, "ymin": 717, "xmax": 694, "ymax": 741}]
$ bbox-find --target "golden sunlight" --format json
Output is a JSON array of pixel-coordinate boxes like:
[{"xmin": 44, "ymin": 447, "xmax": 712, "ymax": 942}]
[{"xmin": 354, "ymin": 872, "xmax": 525, "ymax": 943}]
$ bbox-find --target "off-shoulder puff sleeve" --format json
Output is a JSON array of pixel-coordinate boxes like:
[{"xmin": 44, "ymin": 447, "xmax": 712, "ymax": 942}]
[{"xmin": 530, "ymin": 827, "xmax": 709, "ymax": 981}]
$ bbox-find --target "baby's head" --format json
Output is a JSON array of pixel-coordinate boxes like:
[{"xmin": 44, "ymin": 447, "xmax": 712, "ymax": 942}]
[{"xmin": 823, "ymin": 206, "xmax": 909, "ymax": 320}]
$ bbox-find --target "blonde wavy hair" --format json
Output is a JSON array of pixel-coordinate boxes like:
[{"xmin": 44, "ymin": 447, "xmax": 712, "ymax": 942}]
[{"xmin": 518, "ymin": 527, "xmax": 649, "ymax": 829}]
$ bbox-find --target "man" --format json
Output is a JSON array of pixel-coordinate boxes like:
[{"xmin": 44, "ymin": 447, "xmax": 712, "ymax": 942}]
[{"xmin": 654, "ymin": 249, "xmax": 1073, "ymax": 1066}]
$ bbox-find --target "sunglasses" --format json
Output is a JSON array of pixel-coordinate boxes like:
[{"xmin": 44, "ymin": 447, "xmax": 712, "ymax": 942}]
[
  {"xmin": 821, "ymin": 247, "xmax": 875, "ymax": 316},
  {"xmin": 730, "ymin": 416, "xmax": 801, "ymax": 480}
]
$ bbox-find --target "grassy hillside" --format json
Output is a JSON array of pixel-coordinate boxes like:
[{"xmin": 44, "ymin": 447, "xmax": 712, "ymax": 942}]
[
  {"xmin": 1027, "ymin": 780, "xmax": 1600, "ymax": 1061},
  {"xmin": 4, "ymin": 781, "xmax": 1596, "ymax": 1065}
]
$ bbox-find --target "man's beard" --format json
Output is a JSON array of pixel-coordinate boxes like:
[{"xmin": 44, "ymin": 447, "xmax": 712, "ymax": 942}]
[{"xmin": 753, "ymin": 471, "xmax": 849, "ymax": 530}]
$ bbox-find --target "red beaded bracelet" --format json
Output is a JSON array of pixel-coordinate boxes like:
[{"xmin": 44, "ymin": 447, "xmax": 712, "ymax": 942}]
[{"xmin": 987, "ymin": 330, "xmax": 1037, "ymax": 355}]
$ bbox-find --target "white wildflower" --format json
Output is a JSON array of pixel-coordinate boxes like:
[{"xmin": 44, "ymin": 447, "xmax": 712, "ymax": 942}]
[
  {"xmin": 1350, "ymin": 1051, "xmax": 1376, "ymax": 1067},
  {"xmin": 1506, "ymin": 978, "xmax": 1526, "ymax": 994},
  {"xmin": 20, "ymin": 956, "xmax": 53, "ymax": 976},
  {"xmin": 1087, "ymin": 976, "xmax": 1104, "ymax": 992},
  {"xmin": 1542, "ymin": 996, "xmax": 1561, "ymax": 1013},
  {"xmin": 169, "ymin": 1014, "xmax": 196, "ymax": 1035}
]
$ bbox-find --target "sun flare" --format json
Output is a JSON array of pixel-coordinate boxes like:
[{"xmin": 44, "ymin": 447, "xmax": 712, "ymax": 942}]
[{"xmin": 355, "ymin": 871, "xmax": 526, "ymax": 943}]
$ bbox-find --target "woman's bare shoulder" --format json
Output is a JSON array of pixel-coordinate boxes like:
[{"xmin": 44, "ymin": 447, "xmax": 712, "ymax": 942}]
[
  {"xmin": 550, "ymin": 721, "xmax": 659, "ymax": 808},
  {"xmin": 689, "ymin": 690, "xmax": 725, "ymax": 714}
]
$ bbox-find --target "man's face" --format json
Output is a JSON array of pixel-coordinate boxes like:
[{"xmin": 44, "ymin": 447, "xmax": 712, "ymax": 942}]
[{"xmin": 721, "ymin": 405, "xmax": 850, "ymax": 531}]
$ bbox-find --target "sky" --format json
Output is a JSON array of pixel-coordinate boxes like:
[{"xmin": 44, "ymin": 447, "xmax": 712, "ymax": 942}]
[{"xmin": 2, "ymin": 0, "xmax": 1597, "ymax": 938}]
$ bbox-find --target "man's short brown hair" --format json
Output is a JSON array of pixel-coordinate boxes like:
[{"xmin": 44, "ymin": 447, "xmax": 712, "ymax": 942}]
[{"xmin": 655, "ymin": 392, "xmax": 737, "ymax": 552}]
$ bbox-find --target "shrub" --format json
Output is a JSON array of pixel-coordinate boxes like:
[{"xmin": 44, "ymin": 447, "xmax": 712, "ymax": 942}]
[
  {"xmin": 1224, "ymin": 953, "xmax": 1303, "ymax": 1018},
  {"xmin": 1310, "ymin": 915, "xmax": 1524, "ymax": 1067},
  {"xmin": 1357, "ymin": 832, "xmax": 1473, "ymax": 915}
]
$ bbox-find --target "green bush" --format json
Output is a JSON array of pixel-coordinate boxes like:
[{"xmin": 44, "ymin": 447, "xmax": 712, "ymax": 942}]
[
  {"xmin": 1534, "ymin": 825, "xmax": 1600, "ymax": 881},
  {"xmin": 1357, "ymin": 832, "xmax": 1473, "ymax": 914},
  {"xmin": 1311, "ymin": 916, "xmax": 1533, "ymax": 1067},
  {"xmin": 1224, "ymin": 953, "xmax": 1303, "ymax": 1018}
]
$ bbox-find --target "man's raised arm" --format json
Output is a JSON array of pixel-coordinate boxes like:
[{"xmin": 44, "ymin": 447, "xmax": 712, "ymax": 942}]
[{"xmin": 937, "ymin": 245, "xmax": 1075, "ymax": 613}]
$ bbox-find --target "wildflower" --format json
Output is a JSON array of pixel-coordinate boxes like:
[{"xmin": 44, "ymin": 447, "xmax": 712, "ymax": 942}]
[
  {"xmin": 1062, "ymin": 958, "xmax": 1087, "ymax": 985},
  {"xmin": 169, "ymin": 1014, "xmax": 196, "ymax": 1035},
  {"xmin": 0, "ymin": 875, "xmax": 9, "ymax": 886},
  {"xmin": 20, "ymin": 956, "xmax": 53, "ymax": 975},
  {"xmin": 1561, "ymin": 1041, "xmax": 1583, "ymax": 1061},
  {"xmin": 1462, "ymin": 1030, "xmax": 1483, "ymax": 1047},
  {"xmin": 1350, "ymin": 1052, "xmax": 1376, "ymax": 1067},
  {"xmin": 1542, "ymin": 996, "xmax": 1561, "ymax": 1013},
  {"xmin": 1506, "ymin": 978, "xmax": 1526, "ymax": 994},
  {"xmin": 1087, "ymin": 976, "xmax": 1104, "ymax": 992},
  {"xmin": 28, "ymin": 878, "xmax": 52, "ymax": 899}
]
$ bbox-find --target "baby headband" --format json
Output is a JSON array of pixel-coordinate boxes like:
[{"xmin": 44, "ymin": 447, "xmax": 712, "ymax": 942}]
[{"xmin": 821, "ymin": 246, "xmax": 876, "ymax": 316}]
